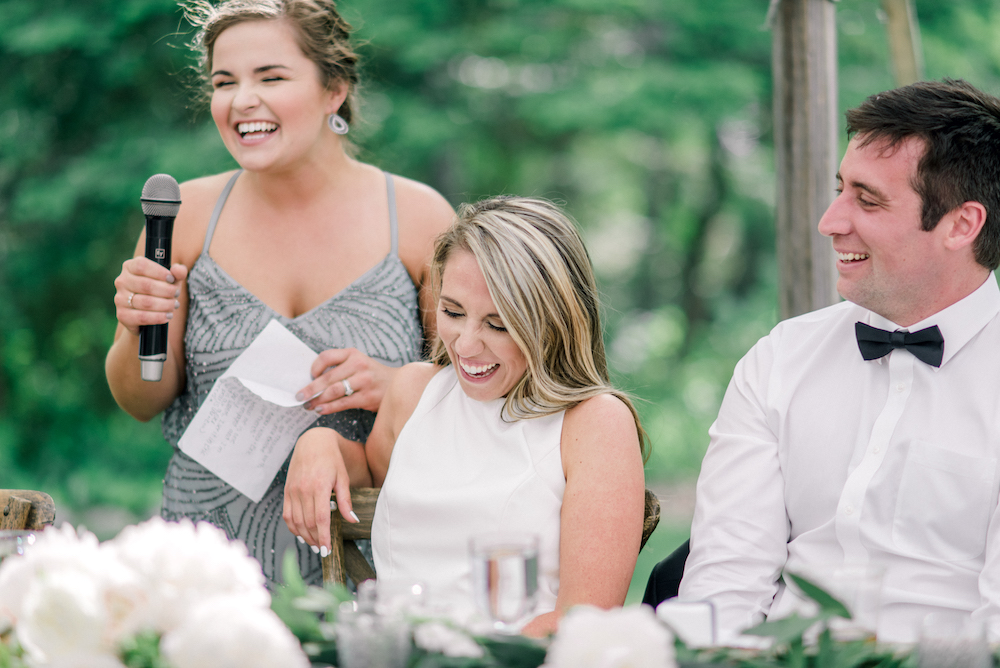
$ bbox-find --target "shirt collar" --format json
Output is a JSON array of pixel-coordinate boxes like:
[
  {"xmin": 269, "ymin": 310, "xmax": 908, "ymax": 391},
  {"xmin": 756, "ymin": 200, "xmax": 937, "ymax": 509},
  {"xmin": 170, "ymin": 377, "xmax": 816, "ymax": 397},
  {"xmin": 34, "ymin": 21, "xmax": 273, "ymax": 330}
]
[{"xmin": 864, "ymin": 274, "xmax": 1000, "ymax": 368}]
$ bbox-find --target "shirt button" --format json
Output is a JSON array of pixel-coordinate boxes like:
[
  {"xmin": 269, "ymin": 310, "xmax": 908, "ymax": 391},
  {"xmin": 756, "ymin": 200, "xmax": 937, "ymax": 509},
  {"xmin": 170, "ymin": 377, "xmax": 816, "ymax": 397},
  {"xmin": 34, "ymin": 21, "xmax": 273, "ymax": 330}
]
[
  {"xmin": 872, "ymin": 445, "xmax": 881, "ymax": 454},
  {"xmin": 896, "ymin": 383, "xmax": 906, "ymax": 392},
  {"xmin": 845, "ymin": 505, "xmax": 854, "ymax": 515}
]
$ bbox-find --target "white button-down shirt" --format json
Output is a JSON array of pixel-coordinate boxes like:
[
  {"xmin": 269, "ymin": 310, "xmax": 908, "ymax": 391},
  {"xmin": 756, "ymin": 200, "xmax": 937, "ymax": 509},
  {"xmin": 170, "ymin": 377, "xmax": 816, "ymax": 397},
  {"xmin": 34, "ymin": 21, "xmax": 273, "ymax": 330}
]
[{"xmin": 679, "ymin": 275, "xmax": 1000, "ymax": 643}]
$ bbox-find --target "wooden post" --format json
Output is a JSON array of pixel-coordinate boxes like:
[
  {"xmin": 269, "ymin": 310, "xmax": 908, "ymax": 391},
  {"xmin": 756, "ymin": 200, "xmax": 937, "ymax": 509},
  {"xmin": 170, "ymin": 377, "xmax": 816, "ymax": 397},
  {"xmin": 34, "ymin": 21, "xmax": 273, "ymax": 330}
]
[
  {"xmin": 882, "ymin": 0, "xmax": 923, "ymax": 86},
  {"xmin": 771, "ymin": 0, "xmax": 840, "ymax": 319}
]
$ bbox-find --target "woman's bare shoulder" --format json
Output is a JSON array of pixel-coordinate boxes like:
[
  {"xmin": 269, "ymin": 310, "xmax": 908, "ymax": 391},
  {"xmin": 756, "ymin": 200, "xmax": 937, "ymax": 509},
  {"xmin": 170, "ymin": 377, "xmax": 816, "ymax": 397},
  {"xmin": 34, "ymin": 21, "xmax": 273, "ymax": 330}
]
[
  {"xmin": 388, "ymin": 362, "xmax": 442, "ymax": 401},
  {"xmin": 564, "ymin": 393, "xmax": 635, "ymax": 430},
  {"xmin": 389, "ymin": 176, "xmax": 454, "ymax": 287},
  {"xmin": 562, "ymin": 393, "xmax": 640, "ymax": 456},
  {"xmin": 392, "ymin": 176, "xmax": 455, "ymax": 239},
  {"xmin": 177, "ymin": 171, "xmax": 242, "ymax": 214},
  {"xmin": 561, "ymin": 393, "xmax": 644, "ymax": 490},
  {"xmin": 391, "ymin": 174, "xmax": 453, "ymax": 212},
  {"xmin": 170, "ymin": 171, "xmax": 241, "ymax": 264},
  {"xmin": 382, "ymin": 362, "xmax": 444, "ymax": 430}
]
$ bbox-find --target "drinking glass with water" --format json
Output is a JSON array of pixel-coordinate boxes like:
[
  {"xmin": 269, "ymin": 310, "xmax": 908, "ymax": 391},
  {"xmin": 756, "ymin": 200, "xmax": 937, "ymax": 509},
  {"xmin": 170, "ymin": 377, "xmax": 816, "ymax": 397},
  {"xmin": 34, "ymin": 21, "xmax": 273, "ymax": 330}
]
[{"xmin": 469, "ymin": 532, "xmax": 539, "ymax": 634}]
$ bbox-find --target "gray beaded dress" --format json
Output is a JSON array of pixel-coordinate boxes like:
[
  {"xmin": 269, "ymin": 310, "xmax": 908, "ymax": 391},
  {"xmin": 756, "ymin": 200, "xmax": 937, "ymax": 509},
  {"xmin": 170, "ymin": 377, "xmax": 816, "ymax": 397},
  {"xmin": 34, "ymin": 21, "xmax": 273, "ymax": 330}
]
[{"xmin": 161, "ymin": 170, "xmax": 422, "ymax": 587}]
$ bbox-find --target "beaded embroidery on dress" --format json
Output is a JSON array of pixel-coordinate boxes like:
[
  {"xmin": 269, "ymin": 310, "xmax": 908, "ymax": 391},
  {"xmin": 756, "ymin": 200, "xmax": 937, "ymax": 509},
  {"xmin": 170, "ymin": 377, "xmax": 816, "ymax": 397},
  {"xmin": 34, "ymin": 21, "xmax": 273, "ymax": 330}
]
[{"xmin": 161, "ymin": 171, "xmax": 422, "ymax": 587}]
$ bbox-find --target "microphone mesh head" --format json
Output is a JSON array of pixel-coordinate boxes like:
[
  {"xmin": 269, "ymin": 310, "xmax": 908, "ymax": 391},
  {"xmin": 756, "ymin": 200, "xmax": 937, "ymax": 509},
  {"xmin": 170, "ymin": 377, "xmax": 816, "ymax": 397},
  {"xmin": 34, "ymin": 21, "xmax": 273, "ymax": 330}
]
[{"xmin": 140, "ymin": 174, "xmax": 181, "ymax": 216}]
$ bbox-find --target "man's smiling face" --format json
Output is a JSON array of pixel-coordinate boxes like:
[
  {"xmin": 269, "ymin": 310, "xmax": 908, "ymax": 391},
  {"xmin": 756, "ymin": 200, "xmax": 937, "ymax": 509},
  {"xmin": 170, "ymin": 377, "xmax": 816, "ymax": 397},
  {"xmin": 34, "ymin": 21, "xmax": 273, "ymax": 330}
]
[{"xmin": 818, "ymin": 134, "xmax": 957, "ymax": 326}]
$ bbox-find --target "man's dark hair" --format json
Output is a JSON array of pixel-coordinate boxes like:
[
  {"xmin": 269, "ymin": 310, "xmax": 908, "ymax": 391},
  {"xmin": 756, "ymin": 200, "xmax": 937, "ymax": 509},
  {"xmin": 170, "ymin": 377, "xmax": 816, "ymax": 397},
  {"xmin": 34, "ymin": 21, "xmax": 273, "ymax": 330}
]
[{"xmin": 846, "ymin": 78, "xmax": 1000, "ymax": 270}]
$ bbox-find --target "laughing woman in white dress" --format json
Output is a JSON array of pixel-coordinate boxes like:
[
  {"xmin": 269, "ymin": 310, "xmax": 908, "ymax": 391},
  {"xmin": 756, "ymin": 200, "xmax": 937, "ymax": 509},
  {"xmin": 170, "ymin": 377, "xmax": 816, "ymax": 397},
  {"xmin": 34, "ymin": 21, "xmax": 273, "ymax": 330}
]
[{"xmin": 286, "ymin": 196, "xmax": 648, "ymax": 636}]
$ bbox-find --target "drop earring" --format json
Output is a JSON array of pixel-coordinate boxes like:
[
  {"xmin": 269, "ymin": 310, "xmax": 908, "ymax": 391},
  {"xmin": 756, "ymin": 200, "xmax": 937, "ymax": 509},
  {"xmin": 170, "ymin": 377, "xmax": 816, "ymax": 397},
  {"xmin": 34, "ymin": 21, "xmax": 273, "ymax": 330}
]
[{"xmin": 327, "ymin": 113, "xmax": 349, "ymax": 135}]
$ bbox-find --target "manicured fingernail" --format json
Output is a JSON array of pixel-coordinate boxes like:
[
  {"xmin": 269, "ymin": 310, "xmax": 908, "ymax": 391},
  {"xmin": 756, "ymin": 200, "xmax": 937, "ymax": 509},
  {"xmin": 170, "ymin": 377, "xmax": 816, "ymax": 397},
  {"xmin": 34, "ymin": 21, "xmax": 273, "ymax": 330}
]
[
  {"xmin": 349, "ymin": 511, "xmax": 359, "ymax": 523},
  {"xmin": 297, "ymin": 536, "xmax": 305, "ymax": 544},
  {"xmin": 314, "ymin": 408, "xmax": 323, "ymax": 416},
  {"xmin": 165, "ymin": 312, "xmax": 173, "ymax": 320},
  {"xmin": 320, "ymin": 546, "xmax": 329, "ymax": 558},
  {"xmin": 330, "ymin": 500, "xmax": 338, "ymax": 511},
  {"xmin": 166, "ymin": 274, "xmax": 176, "ymax": 284},
  {"xmin": 311, "ymin": 545, "xmax": 319, "ymax": 554},
  {"xmin": 295, "ymin": 392, "xmax": 305, "ymax": 401},
  {"xmin": 174, "ymin": 287, "xmax": 180, "ymax": 297},
  {"xmin": 174, "ymin": 300, "xmax": 180, "ymax": 309}
]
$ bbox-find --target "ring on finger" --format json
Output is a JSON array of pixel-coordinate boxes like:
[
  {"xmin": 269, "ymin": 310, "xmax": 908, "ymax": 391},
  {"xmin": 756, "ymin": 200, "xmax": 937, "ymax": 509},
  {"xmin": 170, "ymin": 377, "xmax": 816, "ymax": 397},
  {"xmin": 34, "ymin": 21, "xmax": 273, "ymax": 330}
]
[
  {"xmin": 127, "ymin": 292, "xmax": 135, "ymax": 309},
  {"xmin": 342, "ymin": 378, "xmax": 354, "ymax": 397}
]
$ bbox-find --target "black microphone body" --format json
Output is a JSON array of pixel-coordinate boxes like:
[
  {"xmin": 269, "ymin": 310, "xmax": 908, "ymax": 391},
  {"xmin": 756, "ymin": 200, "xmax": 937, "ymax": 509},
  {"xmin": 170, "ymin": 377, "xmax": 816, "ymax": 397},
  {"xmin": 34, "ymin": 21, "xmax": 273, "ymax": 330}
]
[{"xmin": 138, "ymin": 174, "xmax": 182, "ymax": 382}]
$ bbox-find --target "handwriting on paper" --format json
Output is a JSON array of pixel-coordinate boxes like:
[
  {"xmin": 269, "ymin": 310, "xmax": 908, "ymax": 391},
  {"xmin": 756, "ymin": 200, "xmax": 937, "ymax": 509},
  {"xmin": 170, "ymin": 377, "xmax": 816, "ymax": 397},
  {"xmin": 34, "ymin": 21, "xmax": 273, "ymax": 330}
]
[{"xmin": 179, "ymin": 320, "xmax": 319, "ymax": 502}]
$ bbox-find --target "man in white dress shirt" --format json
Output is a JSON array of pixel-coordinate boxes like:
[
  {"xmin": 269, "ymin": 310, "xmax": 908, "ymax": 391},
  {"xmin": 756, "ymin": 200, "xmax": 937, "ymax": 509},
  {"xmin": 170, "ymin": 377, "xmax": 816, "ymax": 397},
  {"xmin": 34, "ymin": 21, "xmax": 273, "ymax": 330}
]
[{"xmin": 677, "ymin": 78, "xmax": 1000, "ymax": 643}]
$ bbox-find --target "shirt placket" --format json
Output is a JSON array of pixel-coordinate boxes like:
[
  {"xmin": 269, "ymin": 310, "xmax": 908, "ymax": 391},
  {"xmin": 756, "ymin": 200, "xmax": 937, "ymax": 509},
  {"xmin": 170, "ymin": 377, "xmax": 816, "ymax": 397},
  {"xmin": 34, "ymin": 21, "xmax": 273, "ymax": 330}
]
[{"xmin": 835, "ymin": 350, "xmax": 914, "ymax": 565}]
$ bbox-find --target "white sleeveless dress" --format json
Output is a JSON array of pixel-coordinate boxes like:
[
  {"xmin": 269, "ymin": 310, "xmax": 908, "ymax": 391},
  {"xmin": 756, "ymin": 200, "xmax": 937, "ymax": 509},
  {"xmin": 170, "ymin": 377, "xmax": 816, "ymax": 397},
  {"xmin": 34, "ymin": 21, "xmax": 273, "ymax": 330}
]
[{"xmin": 372, "ymin": 366, "xmax": 566, "ymax": 615}]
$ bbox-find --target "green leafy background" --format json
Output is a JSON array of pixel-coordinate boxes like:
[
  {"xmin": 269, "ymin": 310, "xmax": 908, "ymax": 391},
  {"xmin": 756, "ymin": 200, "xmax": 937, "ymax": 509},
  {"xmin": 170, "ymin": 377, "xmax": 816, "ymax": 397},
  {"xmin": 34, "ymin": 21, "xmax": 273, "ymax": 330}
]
[{"xmin": 2, "ymin": 0, "xmax": 1000, "ymax": 602}]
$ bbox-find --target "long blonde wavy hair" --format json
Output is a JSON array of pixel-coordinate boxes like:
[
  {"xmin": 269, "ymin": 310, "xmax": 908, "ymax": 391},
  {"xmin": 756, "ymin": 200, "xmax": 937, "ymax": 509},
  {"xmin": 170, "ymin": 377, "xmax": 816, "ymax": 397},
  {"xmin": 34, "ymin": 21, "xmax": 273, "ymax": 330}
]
[{"xmin": 430, "ymin": 196, "xmax": 649, "ymax": 460}]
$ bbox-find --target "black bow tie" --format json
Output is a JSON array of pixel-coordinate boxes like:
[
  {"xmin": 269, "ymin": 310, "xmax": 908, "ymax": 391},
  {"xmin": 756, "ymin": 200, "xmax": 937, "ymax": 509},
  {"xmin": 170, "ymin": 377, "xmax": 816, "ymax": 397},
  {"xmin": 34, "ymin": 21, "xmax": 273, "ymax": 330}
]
[{"xmin": 855, "ymin": 322, "xmax": 945, "ymax": 367}]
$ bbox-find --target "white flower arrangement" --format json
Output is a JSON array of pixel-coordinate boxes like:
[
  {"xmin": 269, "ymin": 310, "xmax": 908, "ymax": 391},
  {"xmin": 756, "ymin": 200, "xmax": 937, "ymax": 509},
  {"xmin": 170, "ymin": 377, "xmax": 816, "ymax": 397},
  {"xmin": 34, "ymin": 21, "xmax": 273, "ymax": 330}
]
[
  {"xmin": 412, "ymin": 620, "xmax": 486, "ymax": 658},
  {"xmin": 542, "ymin": 605, "xmax": 677, "ymax": 668},
  {"xmin": 0, "ymin": 522, "xmax": 684, "ymax": 668},
  {"xmin": 0, "ymin": 519, "xmax": 308, "ymax": 668}
]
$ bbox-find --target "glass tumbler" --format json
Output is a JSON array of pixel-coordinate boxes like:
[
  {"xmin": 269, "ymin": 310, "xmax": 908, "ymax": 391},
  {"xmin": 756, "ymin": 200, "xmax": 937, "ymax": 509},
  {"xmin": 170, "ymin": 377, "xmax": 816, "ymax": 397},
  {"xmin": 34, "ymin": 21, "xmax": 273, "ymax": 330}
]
[{"xmin": 469, "ymin": 532, "xmax": 539, "ymax": 634}]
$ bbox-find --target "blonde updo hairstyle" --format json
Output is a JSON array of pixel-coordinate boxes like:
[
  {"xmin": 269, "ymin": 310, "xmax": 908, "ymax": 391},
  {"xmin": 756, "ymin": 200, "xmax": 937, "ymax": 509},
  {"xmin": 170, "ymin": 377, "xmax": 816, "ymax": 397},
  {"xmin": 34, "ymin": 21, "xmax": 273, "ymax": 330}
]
[
  {"xmin": 184, "ymin": 0, "xmax": 359, "ymax": 123},
  {"xmin": 430, "ymin": 196, "xmax": 649, "ymax": 459}
]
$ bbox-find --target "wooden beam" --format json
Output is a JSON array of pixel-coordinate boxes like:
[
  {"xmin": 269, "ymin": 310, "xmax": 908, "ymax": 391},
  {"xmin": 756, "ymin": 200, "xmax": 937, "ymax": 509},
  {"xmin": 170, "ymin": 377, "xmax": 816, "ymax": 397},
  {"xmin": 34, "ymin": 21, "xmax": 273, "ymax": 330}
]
[
  {"xmin": 882, "ymin": 0, "xmax": 923, "ymax": 86},
  {"xmin": 771, "ymin": 0, "xmax": 840, "ymax": 318}
]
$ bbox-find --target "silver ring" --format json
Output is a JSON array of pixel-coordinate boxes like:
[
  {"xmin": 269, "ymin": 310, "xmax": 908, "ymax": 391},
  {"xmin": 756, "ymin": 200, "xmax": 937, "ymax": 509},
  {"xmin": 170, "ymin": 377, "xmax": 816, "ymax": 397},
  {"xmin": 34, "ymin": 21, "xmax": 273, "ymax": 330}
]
[
  {"xmin": 127, "ymin": 292, "xmax": 135, "ymax": 309},
  {"xmin": 342, "ymin": 378, "xmax": 354, "ymax": 397}
]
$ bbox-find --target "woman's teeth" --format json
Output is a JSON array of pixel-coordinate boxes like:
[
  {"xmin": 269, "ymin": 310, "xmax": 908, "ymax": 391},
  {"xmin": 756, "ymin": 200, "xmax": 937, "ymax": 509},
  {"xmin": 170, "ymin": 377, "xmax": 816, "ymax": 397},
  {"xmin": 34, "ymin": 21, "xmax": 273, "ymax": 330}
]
[
  {"xmin": 461, "ymin": 362, "xmax": 498, "ymax": 377},
  {"xmin": 838, "ymin": 252, "xmax": 870, "ymax": 262},
  {"xmin": 238, "ymin": 121, "xmax": 277, "ymax": 137}
]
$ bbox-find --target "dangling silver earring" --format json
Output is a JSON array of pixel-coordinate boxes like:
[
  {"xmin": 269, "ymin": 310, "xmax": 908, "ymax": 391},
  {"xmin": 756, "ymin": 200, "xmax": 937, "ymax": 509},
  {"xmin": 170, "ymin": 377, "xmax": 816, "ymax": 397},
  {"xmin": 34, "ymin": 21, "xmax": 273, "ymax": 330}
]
[{"xmin": 327, "ymin": 113, "xmax": 349, "ymax": 135}]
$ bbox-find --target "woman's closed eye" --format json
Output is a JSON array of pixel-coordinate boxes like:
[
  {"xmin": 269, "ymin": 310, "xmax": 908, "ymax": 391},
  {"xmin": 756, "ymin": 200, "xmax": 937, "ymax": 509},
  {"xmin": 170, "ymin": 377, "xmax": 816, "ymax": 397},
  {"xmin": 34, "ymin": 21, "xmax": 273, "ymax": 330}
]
[{"xmin": 442, "ymin": 307, "xmax": 507, "ymax": 332}]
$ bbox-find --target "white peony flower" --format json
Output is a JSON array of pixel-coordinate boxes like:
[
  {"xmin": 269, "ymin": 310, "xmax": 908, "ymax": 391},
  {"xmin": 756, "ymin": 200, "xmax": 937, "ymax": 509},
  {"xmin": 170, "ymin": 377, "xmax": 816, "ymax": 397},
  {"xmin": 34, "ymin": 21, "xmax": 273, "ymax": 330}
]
[
  {"xmin": 0, "ymin": 524, "xmax": 104, "ymax": 625},
  {"xmin": 110, "ymin": 518, "xmax": 269, "ymax": 633},
  {"xmin": 16, "ymin": 568, "xmax": 108, "ymax": 661},
  {"xmin": 0, "ymin": 518, "xmax": 285, "ymax": 667},
  {"xmin": 160, "ymin": 596, "xmax": 310, "ymax": 668},
  {"xmin": 413, "ymin": 621, "xmax": 485, "ymax": 658},
  {"xmin": 543, "ymin": 605, "xmax": 677, "ymax": 668},
  {"xmin": 0, "ymin": 524, "xmax": 141, "ymax": 662}
]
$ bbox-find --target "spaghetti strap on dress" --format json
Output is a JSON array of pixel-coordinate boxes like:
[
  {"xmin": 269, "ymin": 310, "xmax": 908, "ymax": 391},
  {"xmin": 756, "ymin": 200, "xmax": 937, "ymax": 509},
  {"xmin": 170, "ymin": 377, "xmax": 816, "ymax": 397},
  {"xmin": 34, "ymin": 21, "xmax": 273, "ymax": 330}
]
[{"xmin": 161, "ymin": 171, "xmax": 421, "ymax": 587}]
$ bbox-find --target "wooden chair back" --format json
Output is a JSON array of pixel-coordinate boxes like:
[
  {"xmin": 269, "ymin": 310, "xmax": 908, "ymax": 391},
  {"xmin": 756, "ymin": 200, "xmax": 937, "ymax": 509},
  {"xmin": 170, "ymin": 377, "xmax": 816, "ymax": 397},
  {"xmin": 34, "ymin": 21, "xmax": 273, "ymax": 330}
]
[
  {"xmin": 641, "ymin": 488, "xmax": 660, "ymax": 552},
  {"xmin": 321, "ymin": 487, "xmax": 662, "ymax": 586},
  {"xmin": 321, "ymin": 487, "xmax": 379, "ymax": 586},
  {"xmin": 0, "ymin": 490, "xmax": 56, "ymax": 531}
]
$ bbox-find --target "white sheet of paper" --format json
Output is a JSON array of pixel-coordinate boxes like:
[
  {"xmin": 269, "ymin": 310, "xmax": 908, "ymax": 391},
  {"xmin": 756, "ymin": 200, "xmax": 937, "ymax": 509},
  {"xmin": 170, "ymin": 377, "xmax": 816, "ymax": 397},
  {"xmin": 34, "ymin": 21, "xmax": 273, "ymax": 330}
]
[{"xmin": 178, "ymin": 320, "xmax": 320, "ymax": 502}]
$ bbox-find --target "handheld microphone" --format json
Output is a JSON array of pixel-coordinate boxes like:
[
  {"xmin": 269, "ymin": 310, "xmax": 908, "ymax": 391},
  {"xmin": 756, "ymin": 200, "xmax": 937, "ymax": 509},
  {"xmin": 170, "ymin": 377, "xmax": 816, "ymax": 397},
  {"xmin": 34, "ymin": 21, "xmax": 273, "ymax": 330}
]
[{"xmin": 138, "ymin": 174, "xmax": 181, "ymax": 382}]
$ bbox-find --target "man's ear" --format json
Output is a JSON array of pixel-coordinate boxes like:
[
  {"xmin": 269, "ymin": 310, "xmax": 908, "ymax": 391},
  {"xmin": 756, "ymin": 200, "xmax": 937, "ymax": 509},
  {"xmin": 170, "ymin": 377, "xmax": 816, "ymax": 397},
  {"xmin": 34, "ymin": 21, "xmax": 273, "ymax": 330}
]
[{"xmin": 943, "ymin": 201, "xmax": 987, "ymax": 252}]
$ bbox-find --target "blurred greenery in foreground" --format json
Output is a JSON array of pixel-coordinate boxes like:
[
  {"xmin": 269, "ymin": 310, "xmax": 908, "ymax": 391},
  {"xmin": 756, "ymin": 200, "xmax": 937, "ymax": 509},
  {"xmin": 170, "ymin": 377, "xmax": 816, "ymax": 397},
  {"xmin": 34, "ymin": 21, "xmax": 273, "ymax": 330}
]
[{"xmin": 3, "ymin": 0, "xmax": 1000, "ymax": 546}]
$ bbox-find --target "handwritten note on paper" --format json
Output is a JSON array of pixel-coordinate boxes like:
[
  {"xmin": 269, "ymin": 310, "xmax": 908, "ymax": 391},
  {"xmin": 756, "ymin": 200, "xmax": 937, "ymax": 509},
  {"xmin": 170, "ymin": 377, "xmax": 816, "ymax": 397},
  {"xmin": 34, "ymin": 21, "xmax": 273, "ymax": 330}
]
[{"xmin": 178, "ymin": 320, "xmax": 320, "ymax": 503}]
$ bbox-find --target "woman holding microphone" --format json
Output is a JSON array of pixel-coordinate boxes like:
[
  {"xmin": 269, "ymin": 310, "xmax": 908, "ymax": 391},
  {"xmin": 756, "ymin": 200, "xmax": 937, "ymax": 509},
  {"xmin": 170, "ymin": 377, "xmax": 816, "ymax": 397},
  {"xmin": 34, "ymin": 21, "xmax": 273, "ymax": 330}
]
[{"xmin": 105, "ymin": 0, "xmax": 453, "ymax": 587}]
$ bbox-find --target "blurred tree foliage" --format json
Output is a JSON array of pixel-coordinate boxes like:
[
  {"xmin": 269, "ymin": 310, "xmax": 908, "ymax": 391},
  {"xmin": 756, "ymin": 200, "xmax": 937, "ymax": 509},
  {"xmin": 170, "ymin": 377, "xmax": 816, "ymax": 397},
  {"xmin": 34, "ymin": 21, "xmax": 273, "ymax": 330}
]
[{"xmin": 2, "ymin": 0, "xmax": 1000, "ymax": 526}]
